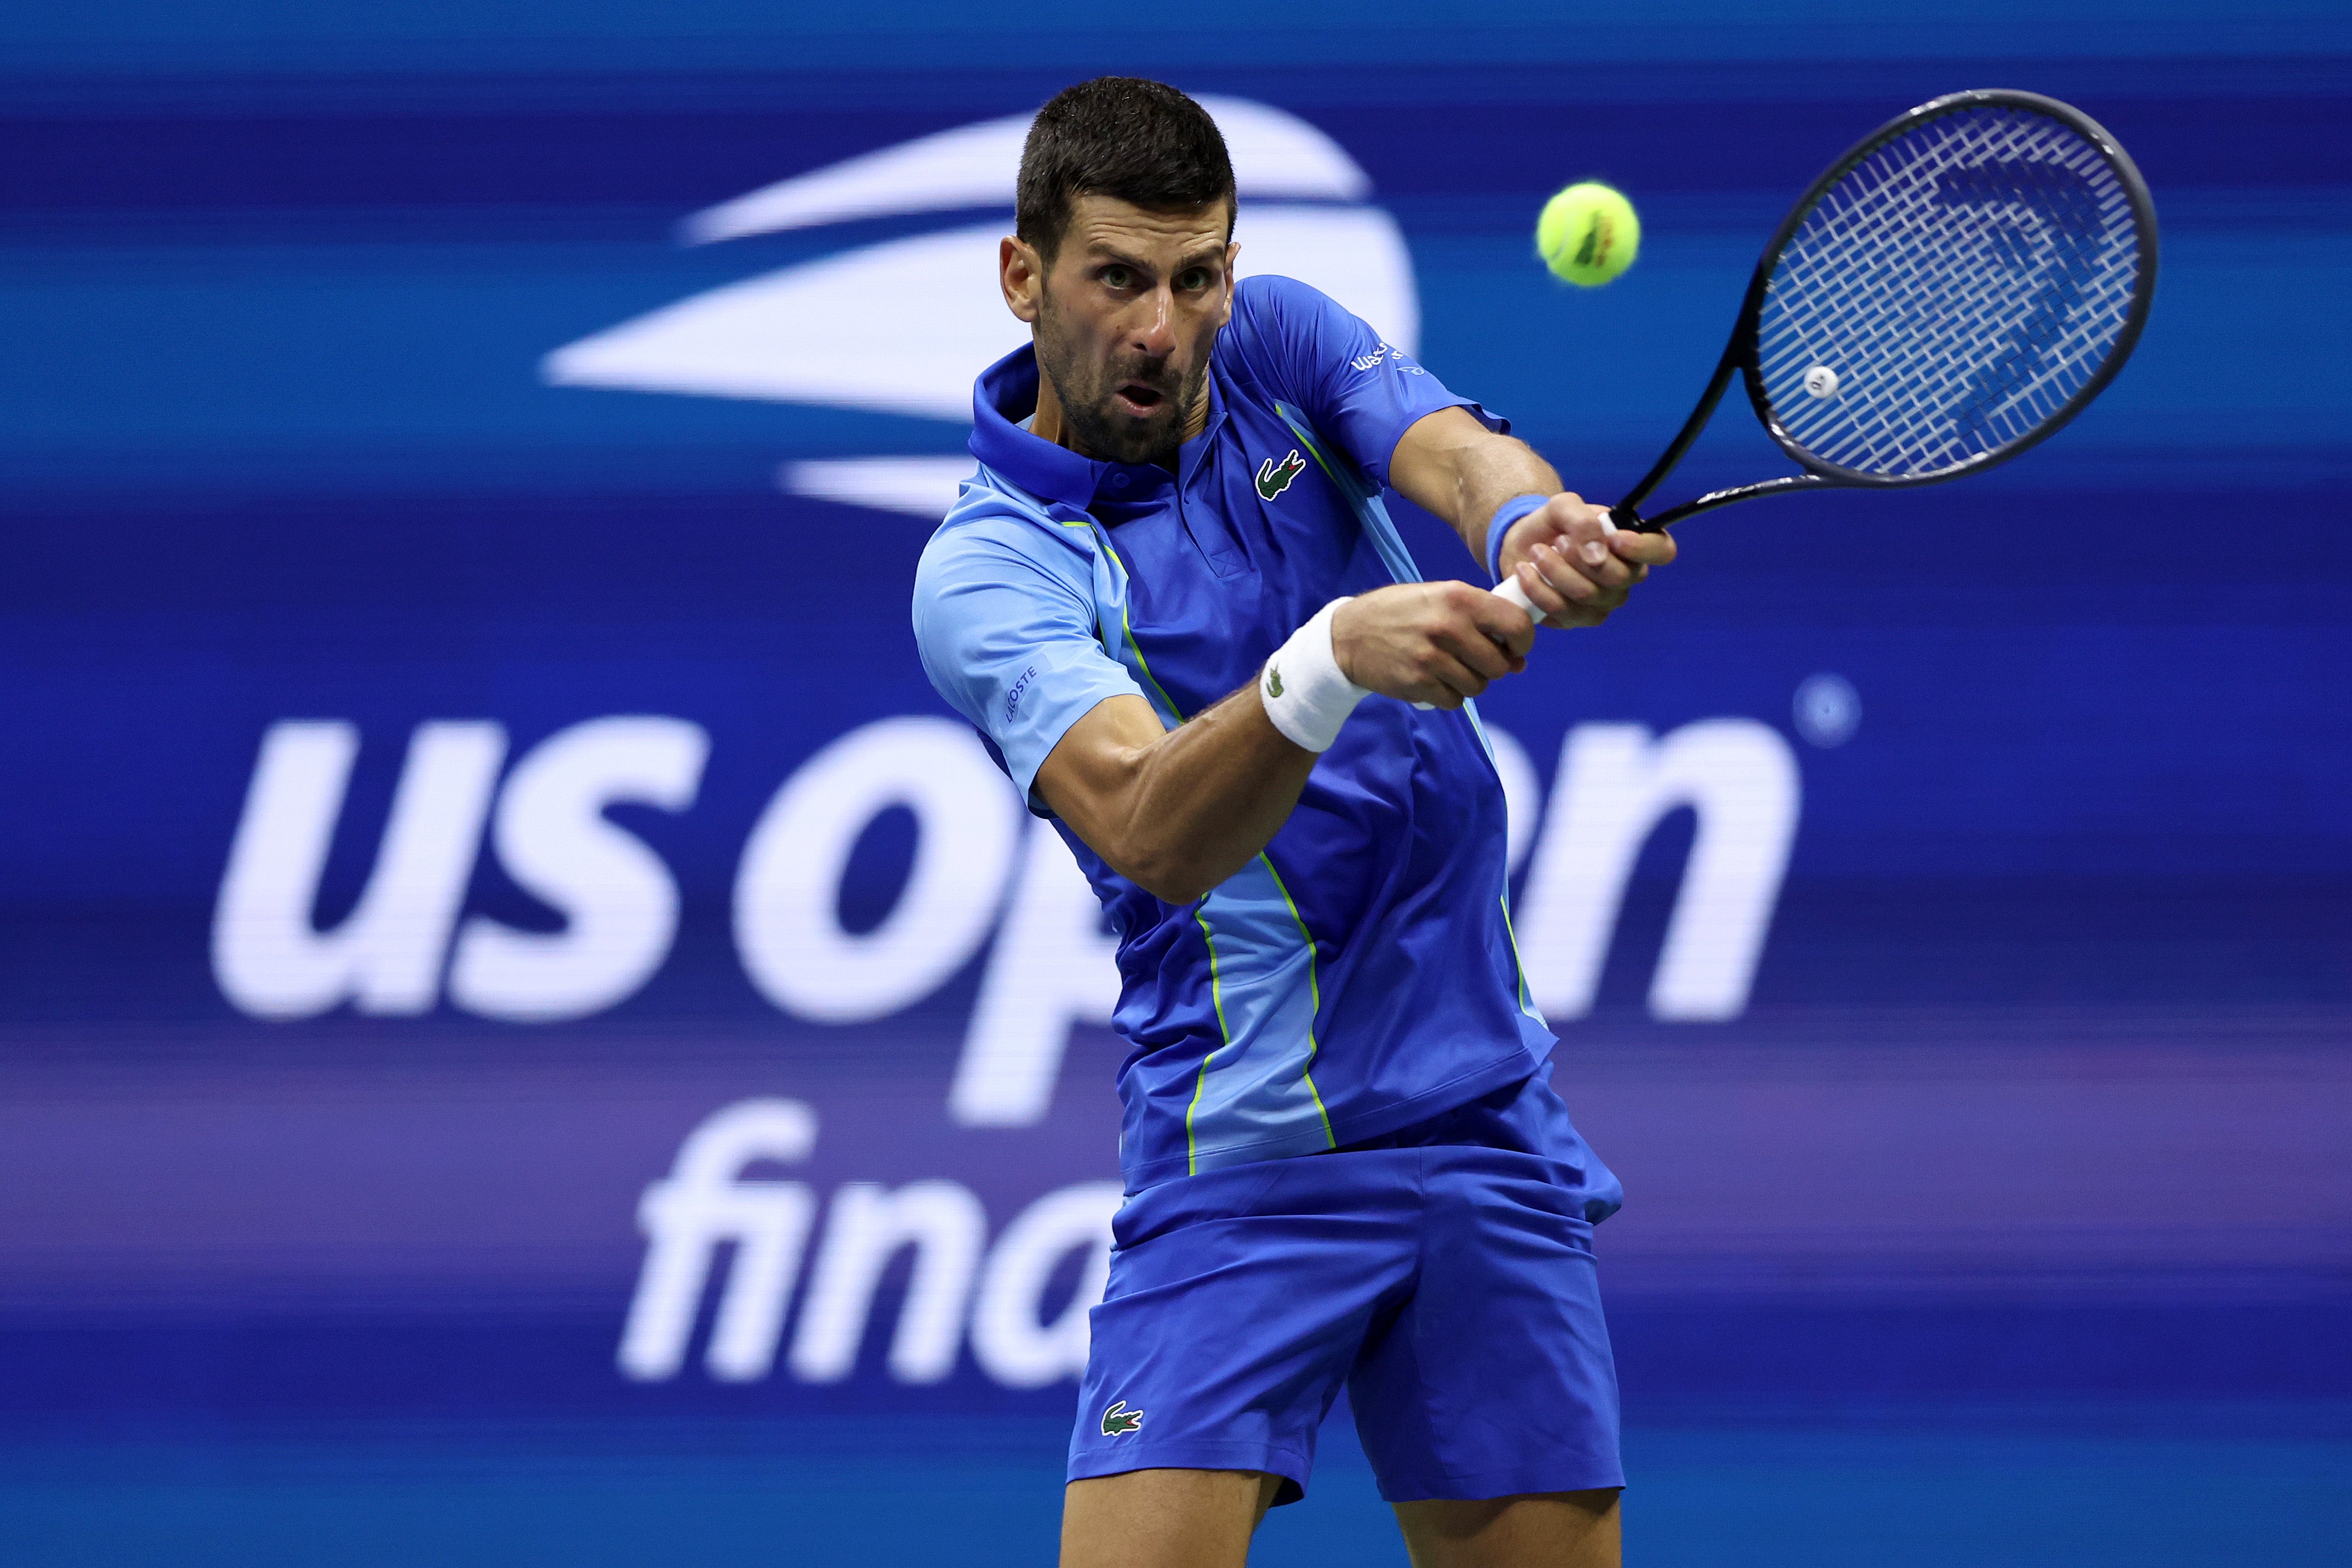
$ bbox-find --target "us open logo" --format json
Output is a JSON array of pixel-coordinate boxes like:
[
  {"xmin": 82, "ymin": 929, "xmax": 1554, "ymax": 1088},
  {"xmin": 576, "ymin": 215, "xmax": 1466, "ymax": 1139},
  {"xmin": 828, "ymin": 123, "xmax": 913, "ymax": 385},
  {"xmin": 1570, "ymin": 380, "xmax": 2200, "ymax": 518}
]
[{"xmin": 541, "ymin": 99, "xmax": 1422, "ymax": 521}]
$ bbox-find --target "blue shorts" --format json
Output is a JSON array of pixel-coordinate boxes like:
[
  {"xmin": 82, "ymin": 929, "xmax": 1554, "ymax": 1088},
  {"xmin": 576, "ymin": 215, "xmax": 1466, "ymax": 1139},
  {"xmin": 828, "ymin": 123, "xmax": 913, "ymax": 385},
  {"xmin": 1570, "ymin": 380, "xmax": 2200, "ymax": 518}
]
[{"xmin": 1069, "ymin": 1073, "xmax": 1624, "ymax": 1504}]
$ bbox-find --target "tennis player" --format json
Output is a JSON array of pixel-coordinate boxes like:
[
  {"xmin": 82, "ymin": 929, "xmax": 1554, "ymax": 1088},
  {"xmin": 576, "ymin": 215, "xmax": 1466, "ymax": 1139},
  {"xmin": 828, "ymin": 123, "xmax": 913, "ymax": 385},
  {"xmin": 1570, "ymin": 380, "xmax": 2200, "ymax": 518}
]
[{"xmin": 913, "ymin": 78, "xmax": 1674, "ymax": 1568}]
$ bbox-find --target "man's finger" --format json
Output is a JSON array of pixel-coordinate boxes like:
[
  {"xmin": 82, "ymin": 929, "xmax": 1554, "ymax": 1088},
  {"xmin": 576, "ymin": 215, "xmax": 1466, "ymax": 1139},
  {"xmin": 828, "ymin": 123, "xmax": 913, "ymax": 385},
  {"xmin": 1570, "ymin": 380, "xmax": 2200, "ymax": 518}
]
[
  {"xmin": 1415, "ymin": 650, "xmax": 1487, "ymax": 707},
  {"xmin": 1552, "ymin": 499, "xmax": 1616, "ymax": 549},
  {"xmin": 1509, "ymin": 561, "xmax": 1573, "ymax": 625},
  {"xmin": 1544, "ymin": 598, "xmax": 1608, "ymax": 630},
  {"xmin": 1434, "ymin": 616, "xmax": 1517, "ymax": 680},
  {"xmin": 1609, "ymin": 528, "xmax": 1677, "ymax": 567},
  {"xmin": 1527, "ymin": 541, "xmax": 1606, "ymax": 602},
  {"xmin": 1461, "ymin": 590, "xmax": 1537, "ymax": 659},
  {"xmin": 1569, "ymin": 545, "xmax": 1636, "ymax": 592}
]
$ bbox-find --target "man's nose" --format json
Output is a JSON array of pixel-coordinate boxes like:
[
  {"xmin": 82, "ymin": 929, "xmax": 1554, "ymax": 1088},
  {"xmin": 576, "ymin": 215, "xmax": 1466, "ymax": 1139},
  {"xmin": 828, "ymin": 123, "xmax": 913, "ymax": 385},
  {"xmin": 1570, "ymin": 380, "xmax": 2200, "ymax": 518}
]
[{"xmin": 1129, "ymin": 286, "xmax": 1177, "ymax": 357}]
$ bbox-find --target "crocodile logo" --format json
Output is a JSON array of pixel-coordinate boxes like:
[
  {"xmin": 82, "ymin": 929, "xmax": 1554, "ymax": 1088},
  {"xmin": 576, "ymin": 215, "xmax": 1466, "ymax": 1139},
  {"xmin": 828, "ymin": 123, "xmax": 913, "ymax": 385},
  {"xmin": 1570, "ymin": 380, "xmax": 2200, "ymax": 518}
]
[
  {"xmin": 1100, "ymin": 1400, "xmax": 1145, "ymax": 1437},
  {"xmin": 1256, "ymin": 449, "xmax": 1307, "ymax": 501},
  {"xmin": 1265, "ymin": 664, "xmax": 1284, "ymax": 700}
]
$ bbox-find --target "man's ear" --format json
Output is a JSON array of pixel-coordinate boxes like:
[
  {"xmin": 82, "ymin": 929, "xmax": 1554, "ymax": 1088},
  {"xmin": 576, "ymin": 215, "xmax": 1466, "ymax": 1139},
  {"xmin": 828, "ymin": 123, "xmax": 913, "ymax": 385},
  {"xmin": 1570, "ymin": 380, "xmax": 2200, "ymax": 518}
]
[
  {"xmin": 1001, "ymin": 235, "xmax": 1044, "ymax": 324},
  {"xmin": 1219, "ymin": 241, "xmax": 1241, "ymax": 325}
]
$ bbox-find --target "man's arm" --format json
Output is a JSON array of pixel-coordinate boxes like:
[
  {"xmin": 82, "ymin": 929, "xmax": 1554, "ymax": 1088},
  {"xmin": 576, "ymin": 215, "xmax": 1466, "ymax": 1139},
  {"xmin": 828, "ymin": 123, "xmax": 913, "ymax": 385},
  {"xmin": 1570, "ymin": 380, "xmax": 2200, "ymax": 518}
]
[
  {"xmin": 1034, "ymin": 581, "xmax": 1535, "ymax": 903},
  {"xmin": 1386, "ymin": 405, "xmax": 1676, "ymax": 625}
]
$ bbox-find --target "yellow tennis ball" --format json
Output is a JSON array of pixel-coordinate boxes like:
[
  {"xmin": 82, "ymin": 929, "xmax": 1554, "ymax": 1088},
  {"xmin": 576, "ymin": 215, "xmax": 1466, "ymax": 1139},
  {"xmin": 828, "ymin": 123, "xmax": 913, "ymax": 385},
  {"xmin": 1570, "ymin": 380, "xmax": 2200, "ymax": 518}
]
[{"xmin": 1537, "ymin": 181, "xmax": 1640, "ymax": 287}]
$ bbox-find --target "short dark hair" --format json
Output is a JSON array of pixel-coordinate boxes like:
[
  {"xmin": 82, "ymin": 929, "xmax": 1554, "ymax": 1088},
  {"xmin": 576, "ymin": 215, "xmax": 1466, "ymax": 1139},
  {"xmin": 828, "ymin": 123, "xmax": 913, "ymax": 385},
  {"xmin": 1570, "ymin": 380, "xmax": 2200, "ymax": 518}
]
[{"xmin": 1016, "ymin": 78, "xmax": 1236, "ymax": 264}]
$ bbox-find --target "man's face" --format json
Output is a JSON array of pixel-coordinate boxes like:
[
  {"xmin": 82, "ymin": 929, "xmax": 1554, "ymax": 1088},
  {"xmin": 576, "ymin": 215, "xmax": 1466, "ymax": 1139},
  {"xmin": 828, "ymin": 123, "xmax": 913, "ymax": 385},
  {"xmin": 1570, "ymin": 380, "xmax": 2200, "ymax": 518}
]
[{"xmin": 1009, "ymin": 194, "xmax": 1237, "ymax": 466}]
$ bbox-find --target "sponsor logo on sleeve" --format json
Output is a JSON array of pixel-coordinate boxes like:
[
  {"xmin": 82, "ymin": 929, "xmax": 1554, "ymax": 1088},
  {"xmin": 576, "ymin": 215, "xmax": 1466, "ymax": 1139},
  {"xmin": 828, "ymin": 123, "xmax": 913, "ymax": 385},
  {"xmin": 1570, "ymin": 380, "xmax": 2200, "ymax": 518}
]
[{"xmin": 1005, "ymin": 664, "xmax": 1038, "ymax": 722}]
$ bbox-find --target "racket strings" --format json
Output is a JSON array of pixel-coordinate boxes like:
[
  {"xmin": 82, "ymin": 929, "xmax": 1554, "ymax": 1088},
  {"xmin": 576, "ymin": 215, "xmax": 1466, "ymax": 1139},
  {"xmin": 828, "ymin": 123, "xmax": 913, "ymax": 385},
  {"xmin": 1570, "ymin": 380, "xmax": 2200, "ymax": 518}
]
[
  {"xmin": 1755, "ymin": 105, "xmax": 2145, "ymax": 479},
  {"xmin": 1783, "ymin": 119, "xmax": 2121, "ymax": 463},
  {"xmin": 1773, "ymin": 115, "xmax": 2118, "ymax": 460}
]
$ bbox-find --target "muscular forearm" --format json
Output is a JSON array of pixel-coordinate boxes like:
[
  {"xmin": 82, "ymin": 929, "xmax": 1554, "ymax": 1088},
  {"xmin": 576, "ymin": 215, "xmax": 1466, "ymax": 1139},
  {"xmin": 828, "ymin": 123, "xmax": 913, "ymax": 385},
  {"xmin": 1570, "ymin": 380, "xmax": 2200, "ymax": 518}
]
[
  {"xmin": 1387, "ymin": 407, "xmax": 1563, "ymax": 568},
  {"xmin": 1387, "ymin": 407, "xmax": 1668, "ymax": 626},
  {"xmin": 1437, "ymin": 435, "xmax": 1562, "ymax": 565},
  {"xmin": 1039, "ymin": 689, "xmax": 1316, "ymax": 905}
]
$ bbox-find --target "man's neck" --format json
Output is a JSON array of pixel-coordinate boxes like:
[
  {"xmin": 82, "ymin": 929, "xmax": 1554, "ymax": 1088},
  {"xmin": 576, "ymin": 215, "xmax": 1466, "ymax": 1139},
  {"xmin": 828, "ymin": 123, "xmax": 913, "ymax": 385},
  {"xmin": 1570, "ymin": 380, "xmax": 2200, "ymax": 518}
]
[{"xmin": 1028, "ymin": 363, "xmax": 1076, "ymax": 453}]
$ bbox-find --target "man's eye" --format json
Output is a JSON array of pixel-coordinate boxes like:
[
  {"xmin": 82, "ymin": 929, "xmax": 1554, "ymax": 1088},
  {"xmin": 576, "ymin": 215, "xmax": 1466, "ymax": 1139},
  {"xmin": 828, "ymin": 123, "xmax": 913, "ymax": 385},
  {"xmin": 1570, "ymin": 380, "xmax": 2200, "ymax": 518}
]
[
  {"xmin": 1177, "ymin": 269, "xmax": 1209, "ymax": 290},
  {"xmin": 1102, "ymin": 266, "xmax": 1133, "ymax": 289}
]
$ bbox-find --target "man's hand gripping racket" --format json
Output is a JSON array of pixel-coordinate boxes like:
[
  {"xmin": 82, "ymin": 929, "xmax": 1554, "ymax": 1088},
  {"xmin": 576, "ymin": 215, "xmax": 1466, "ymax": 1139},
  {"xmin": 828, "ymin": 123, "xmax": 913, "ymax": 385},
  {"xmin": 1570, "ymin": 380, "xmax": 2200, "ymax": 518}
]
[
  {"xmin": 1490, "ymin": 499, "xmax": 1652, "ymax": 629},
  {"xmin": 1492, "ymin": 88, "xmax": 2157, "ymax": 630}
]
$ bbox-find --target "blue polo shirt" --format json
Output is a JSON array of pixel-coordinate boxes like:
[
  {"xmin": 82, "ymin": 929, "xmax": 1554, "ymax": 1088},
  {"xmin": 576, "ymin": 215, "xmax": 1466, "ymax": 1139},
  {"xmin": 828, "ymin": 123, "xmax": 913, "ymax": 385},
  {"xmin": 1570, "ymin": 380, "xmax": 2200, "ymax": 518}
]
[{"xmin": 913, "ymin": 274, "xmax": 1552, "ymax": 1193}]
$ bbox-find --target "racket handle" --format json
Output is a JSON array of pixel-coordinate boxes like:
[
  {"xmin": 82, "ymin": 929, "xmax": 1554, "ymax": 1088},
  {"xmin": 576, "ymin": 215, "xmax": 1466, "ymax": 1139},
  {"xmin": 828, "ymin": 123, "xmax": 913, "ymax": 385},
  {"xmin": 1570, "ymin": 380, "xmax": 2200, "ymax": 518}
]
[{"xmin": 1492, "ymin": 572, "xmax": 1540, "ymax": 621}]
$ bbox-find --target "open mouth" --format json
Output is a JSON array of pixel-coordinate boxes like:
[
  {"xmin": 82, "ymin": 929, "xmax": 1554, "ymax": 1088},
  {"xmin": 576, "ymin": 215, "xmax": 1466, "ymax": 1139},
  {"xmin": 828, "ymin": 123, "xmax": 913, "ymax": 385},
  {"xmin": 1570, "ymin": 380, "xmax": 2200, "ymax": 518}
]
[{"xmin": 1111, "ymin": 382, "xmax": 1166, "ymax": 417}]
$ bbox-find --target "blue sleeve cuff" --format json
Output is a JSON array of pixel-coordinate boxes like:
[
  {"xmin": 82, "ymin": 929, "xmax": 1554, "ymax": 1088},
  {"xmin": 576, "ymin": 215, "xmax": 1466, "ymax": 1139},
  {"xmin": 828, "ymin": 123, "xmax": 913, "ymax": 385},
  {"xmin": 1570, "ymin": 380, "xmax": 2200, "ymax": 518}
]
[{"xmin": 1484, "ymin": 493, "xmax": 1552, "ymax": 585}]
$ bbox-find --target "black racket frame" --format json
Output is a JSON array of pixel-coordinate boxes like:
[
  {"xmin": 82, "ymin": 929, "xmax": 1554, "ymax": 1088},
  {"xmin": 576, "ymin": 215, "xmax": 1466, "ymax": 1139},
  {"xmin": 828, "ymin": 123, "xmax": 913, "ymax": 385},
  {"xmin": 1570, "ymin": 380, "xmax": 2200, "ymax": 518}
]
[{"xmin": 1612, "ymin": 88, "xmax": 2160, "ymax": 533}]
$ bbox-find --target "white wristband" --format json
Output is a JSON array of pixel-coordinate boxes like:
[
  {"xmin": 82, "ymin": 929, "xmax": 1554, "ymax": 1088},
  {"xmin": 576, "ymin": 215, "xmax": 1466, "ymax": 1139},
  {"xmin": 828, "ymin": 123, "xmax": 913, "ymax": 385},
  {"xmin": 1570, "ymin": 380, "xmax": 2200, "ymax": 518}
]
[{"xmin": 1260, "ymin": 597, "xmax": 1369, "ymax": 753}]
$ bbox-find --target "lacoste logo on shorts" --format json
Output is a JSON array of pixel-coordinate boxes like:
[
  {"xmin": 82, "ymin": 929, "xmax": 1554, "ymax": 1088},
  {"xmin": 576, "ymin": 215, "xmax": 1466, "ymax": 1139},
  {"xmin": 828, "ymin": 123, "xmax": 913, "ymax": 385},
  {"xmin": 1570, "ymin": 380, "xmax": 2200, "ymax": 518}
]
[
  {"xmin": 1256, "ymin": 449, "xmax": 1306, "ymax": 500},
  {"xmin": 1100, "ymin": 1400, "xmax": 1145, "ymax": 1437}
]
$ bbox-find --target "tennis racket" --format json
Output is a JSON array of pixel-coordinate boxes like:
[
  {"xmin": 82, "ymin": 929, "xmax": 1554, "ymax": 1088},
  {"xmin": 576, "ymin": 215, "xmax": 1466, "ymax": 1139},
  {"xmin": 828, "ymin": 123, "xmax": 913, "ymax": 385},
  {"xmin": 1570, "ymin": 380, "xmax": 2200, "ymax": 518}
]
[{"xmin": 1495, "ymin": 87, "xmax": 2158, "ymax": 621}]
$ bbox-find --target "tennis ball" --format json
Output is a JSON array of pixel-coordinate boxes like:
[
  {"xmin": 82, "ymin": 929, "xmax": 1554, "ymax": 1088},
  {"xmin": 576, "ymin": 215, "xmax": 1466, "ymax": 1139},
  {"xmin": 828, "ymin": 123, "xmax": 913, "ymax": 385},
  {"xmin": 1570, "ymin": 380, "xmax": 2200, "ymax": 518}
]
[{"xmin": 1537, "ymin": 181, "xmax": 1640, "ymax": 287}]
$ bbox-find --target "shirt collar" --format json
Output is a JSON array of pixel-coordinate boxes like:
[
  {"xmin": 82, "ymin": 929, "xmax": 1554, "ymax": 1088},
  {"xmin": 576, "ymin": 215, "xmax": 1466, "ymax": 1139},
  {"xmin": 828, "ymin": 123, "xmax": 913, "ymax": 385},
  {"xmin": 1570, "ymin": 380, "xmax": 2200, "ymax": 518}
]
[{"xmin": 968, "ymin": 343, "xmax": 1226, "ymax": 508}]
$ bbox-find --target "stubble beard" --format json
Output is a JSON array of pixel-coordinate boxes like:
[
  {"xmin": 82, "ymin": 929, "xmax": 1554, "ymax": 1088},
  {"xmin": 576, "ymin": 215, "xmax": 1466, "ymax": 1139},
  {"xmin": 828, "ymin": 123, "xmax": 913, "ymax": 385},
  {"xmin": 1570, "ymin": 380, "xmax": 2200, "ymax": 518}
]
[{"xmin": 1034, "ymin": 293, "xmax": 1209, "ymax": 469}]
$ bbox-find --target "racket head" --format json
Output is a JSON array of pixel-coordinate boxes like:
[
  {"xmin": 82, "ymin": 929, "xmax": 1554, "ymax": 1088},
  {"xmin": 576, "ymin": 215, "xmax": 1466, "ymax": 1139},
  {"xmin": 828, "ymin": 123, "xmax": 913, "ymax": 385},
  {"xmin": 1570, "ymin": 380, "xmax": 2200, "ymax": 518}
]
[{"xmin": 1733, "ymin": 89, "xmax": 2158, "ymax": 489}]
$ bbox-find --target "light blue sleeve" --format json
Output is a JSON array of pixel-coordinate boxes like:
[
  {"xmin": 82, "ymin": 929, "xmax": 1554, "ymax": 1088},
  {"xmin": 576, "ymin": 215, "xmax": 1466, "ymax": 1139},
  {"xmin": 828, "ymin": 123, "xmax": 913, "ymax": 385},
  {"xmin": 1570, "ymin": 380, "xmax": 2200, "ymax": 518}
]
[{"xmin": 913, "ymin": 519, "xmax": 1148, "ymax": 814}]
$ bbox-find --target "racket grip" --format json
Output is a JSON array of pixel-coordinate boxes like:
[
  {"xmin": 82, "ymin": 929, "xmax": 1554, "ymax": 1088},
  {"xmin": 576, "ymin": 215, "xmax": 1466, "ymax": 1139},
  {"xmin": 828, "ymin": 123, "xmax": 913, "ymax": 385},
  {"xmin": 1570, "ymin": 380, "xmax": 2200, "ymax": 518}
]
[{"xmin": 1492, "ymin": 573, "xmax": 1540, "ymax": 620}]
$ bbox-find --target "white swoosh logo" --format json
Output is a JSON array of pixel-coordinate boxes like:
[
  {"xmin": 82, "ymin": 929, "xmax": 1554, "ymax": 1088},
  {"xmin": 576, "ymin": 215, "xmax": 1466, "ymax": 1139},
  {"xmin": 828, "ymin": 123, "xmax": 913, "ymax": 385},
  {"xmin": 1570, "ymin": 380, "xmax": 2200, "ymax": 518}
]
[
  {"xmin": 541, "ymin": 99, "xmax": 1419, "ymax": 518},
  {"xmin": 679, "ymin": 95, "xmax": 1371, "ymax": 244}
]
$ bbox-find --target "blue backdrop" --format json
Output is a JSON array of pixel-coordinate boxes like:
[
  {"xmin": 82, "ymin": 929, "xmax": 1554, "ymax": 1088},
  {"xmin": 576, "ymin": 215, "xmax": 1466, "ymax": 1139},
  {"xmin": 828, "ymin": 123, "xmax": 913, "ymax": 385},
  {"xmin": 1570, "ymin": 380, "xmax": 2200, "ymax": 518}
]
[{"xmin": 1, "ymin": 3, "xmax": 2347, "ymax": 1564}]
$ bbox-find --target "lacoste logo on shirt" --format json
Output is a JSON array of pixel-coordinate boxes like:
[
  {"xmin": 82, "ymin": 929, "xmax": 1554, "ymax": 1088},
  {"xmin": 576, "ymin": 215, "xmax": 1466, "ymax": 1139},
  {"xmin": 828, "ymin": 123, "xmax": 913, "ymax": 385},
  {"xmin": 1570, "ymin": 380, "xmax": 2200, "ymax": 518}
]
[
  {"xmin": 1256, "ymin": 449, "xmax": 1307, "ymax": 501},
  {"xmin": 1100, "ymin": 1400, "xmax": 1145, "ymax": 1437},
  {"xmin": 1004, "ymin": 663, "xmax": 1037, "ymax": 721}
]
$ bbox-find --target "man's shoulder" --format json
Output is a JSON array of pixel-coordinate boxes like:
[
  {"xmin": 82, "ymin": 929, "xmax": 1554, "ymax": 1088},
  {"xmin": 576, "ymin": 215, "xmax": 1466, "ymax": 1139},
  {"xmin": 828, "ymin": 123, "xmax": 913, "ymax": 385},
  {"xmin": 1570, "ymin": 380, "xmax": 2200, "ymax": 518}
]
[
  {"xmin": 1223, "ymin": 274, "xmax": 1337, "ymax": 357},
  {"xmin": 1218, "ymin": 274, "xmax": 1368, "ymax": 402},
  {"xmin": 930, "ymin": 466, "xmax": 1070, "ymax": 546},
  {"xmin": 1232, "ymin": 272, "xmax": 1336, "ymax": 318},
  {"xmin": 914, "ymin": 471, "xmax": 1097, "ymax": 606}
]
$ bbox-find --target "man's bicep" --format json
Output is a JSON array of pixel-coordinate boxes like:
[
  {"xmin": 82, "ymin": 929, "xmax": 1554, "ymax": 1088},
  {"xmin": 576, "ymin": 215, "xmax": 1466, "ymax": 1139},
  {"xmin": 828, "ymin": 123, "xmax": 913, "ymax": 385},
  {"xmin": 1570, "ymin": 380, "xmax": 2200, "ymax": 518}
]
[{"xmin": 1030, "ymin": 694, "xmax": 1165, "ymax": 849}]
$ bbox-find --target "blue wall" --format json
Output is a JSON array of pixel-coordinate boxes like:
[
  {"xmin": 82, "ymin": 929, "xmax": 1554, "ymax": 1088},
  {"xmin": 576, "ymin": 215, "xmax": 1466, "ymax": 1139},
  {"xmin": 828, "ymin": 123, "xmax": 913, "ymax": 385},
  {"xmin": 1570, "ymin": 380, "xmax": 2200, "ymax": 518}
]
[{"xmin": 1, "ymin": 4, "xmax": 2346, "ymax": 1564}]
